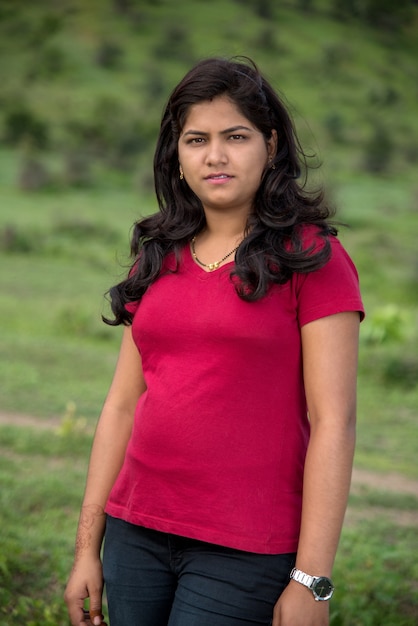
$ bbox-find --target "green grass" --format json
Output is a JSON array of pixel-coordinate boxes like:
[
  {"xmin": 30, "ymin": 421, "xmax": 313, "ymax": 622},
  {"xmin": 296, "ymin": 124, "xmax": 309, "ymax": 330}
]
[
  {"xmin": 349, "ymin": 488, "xmax": 418, "ymax": 511},
  {"xmin": 333, "ymin": 522, "xmax": 418, "ymax": 626},
  {"xmin": 1, "ymin": 423, "xmax": 417, "ymax": 626},
  {"xmin": 0, "ymin": 427, "xmax": 94, "ymax": 626},
  {"xmin": 1, "ymin": 176, "xmax": 417, "ymax": 626},
  {"xmin": 0, "ymin": 1, "xmax": 417, "ymax": 624}
]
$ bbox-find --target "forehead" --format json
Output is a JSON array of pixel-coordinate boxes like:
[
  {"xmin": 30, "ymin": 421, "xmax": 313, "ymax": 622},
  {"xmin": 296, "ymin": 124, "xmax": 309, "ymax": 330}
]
[{"xmin": 181, "ymin": 95, "xmax": 254, "ymax": 131}]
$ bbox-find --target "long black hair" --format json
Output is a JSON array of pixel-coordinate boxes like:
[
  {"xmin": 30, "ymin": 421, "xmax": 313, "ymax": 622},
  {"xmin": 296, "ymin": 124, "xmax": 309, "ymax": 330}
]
[{"xmin": 104, "ymin": 56, "xmax": 336, "ymax": 326}]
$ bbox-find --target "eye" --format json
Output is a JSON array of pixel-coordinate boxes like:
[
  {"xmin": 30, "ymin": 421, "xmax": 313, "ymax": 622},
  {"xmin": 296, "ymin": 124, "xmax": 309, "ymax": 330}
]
[
  {"xmin": 229, "ymin": 134, "xmax": 246, "ymax": 141},
  {"xmin": 187, "ymin": 137, "xmax": 205, "ymax": 145}
]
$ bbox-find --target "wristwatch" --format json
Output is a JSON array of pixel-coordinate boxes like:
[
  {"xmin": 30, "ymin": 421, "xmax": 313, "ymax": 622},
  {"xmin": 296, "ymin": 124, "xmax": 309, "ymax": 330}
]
[{"xmin": 290, "ymin": 567, "xmax": 335, "ymax": 601}]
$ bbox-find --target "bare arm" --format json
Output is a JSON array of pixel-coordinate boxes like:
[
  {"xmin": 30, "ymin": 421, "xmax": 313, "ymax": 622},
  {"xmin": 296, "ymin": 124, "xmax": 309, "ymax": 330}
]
[
  {"xmin": 65, "ymin": 325, "xmax": 146, "ymax": 626},
  {"xmin": 273, "ymin": 311, "xmax": 360, "ymax": 626}
]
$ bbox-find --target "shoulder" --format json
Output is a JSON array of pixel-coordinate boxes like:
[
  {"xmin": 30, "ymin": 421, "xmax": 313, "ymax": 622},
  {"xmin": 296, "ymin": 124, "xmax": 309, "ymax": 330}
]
[
  {"xmin": 293, "ymin": 227, "xmax": 365, "ymax": 325},
  {"xmin": 297, "ymin": 223, "xmax": 331, "ymax": 252},
  {"xmin": 297, "ymin": 223, "xmax": 359, "ymax": 281}
]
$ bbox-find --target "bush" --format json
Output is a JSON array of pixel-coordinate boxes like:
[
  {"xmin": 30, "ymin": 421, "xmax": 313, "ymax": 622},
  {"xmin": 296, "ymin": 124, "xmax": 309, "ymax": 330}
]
[
  {"xmin": 153, "ymin": 25, "xmax": 194, "ymax": 63},
  {"xmin": 18, "ymin": 156, "xmax": 52, "ymax": 191},
  {"xmin": 95, "ymin": 41, "xmax": 124, "ymax": 69},
  {"xmin": 363, "ymin": 123, "xmax": 394, "ymax": 174},
  {"xmin": 253, "ymin": 25, "xmax": 283, "ymax": 52},
  {"xmin": 63, "ymin": 151, "xmax": 94, "ymax": 187},
  {"xmin": 4, "ymin": 109, "xmax": 49, "ymax": 149},
  {"xmin": 323, "ymin": 112, "xmax": 346, "ymax": 143},
  {"xmin": 383, "ymin": 353, "xmax": 418, "ymax": 389},
  {"xmin": 361, "ymin": 304, "xmax": 410, "ymax": 345},
  {"xmin": 0, "ymin": 224, "xmax": 42, "ymax": 253}
]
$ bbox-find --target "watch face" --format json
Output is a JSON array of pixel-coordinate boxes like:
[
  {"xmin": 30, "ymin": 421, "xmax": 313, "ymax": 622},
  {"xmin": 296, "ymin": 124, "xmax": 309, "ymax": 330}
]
[{"xmin": 312, "ymin": 577, "xmax": 334, "ymax": 601}]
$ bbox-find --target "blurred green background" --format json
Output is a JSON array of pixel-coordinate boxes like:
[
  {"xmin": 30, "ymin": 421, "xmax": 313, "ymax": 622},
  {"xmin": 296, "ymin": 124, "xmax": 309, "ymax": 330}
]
[{"xmin": 1, "ymin": 1, "xmax": 417, "ymax": 624}]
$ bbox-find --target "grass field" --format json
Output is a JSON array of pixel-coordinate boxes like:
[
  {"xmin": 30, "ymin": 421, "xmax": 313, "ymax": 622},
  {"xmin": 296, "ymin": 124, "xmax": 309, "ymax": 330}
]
[
  {"xmin": 1, "ymin": 1, "xmax": 418, "ymax": 624},
  {"xmin": 1, "ymin": 171, "xmax": 417, "ymax": 625}
]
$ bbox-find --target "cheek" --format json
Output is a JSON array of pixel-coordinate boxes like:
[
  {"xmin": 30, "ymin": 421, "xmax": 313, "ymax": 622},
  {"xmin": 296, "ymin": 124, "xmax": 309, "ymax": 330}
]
[
  {"xmin": 179, "ymin": 152, "xmax": 199, "ymax": 174},
  {"xmin": 246, "ymin": 156, "xmax": 267, "ymax": 181}
]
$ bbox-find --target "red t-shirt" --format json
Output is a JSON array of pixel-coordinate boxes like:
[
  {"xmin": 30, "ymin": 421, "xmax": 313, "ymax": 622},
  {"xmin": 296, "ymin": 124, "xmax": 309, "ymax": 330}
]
[{"xmin": 105, "ymin": 230, "xmax": 364, "ymax": 554}]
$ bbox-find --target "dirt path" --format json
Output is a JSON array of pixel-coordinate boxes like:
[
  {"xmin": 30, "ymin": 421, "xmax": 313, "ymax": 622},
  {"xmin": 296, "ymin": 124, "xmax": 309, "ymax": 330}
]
[
  {"xmin": 0, "ymin": 411, "xmax": 64, "ymax": 431},
  {"xmin": 1, "ymin": 411, "xmax": 417, "ymax": 527}
]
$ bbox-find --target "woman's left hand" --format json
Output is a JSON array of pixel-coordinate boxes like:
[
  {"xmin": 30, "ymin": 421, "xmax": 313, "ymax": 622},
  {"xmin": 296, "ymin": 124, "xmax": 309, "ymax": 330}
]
[{"xmin": 272, "ymin": 581, "xmax": 329, "ymax": 626}]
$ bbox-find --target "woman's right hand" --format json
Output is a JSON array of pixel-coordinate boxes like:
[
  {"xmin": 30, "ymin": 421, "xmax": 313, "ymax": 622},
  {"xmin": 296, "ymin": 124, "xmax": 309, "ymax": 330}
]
[
  {"xmin": 65, "ymin": 327, "xmax": 146, "ymax": 625},
  {"xmin": 64, "ymin": 556, "xmax": 107, "ymax": 626}
]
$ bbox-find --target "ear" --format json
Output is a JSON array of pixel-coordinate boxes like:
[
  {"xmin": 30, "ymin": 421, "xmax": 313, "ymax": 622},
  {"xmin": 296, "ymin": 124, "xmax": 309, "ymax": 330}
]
[{"xmin": 267, "ymin": 129, "xmax": 278, "ymax": 160}]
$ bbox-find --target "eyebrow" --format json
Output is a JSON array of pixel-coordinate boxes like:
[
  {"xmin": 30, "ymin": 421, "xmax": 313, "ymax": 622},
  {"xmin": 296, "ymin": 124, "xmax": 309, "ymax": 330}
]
[{"xmin": 182, "ymin": 125, "xmax": 254, "ymax": 137}]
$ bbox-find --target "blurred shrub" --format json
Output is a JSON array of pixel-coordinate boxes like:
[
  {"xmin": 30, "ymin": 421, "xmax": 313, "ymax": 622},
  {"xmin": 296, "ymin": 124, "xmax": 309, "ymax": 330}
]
[
  {"xmin": 4, "ymin": 108, "xmax": 49, "ymax": 149},
  {"xmin": 153, "ymin": 25, "xmax": 194, "ymax": 63},
  {"xmin": 231, "ymin": 0, "xmax": 276, "ymax": 17},
  {"xmin": 28, "ymin": 44, "xmax": 70, "ymax": 79},
  {"xmin": 56, "ymin": 401, "xmax": 88, "ymax": 436},
  {"xmin": 143, "ymin": 63, "xmax": 167, "ymax": 102},
  {"xmin": 54, "ymin": 302, "xmax": 115, "ymax": 342},
  {"xmin": 403, "ymin": 141, "xmax": 418, "ymax": 164},
  {"xmin": 368, "ymin": 85, "xmax": 400, "ymax": 108},
  {"xmin": 253, "ymin": 25, "xmax": 283, "ymax": 53},
  {"xmin": 95, "ymin": 40, "xmax": 124, "ymax": 69},
  {"xmin": 362, "ymin": 122, "xmax": 394, "ymax": 174},
  {"xmin": 360, "ymin": 304, "xmax": 418, "ymax": 389},
  {"xmin": 18, "ymin": 155, "xmax": 52, "ymax": 191},
  {"xmin": 63, "ymin": 151, "xmax": 94, "ymax": 187},
  {"xmin": 297, "ymin": 0, "xmax": 314, "ymax": 12},
  {"xmin": 63, "ymin": 96, "xmax": 153, "ymax": 173},
  {"xmin": 113, "ymin": 0, "xmax": 134, "ymax": 14},
  {"xmin": 323, "ymin": 112, "xmax": 346, "ymax": 143},
  {"xmin": 55, "ymin": 306, "xmax": 95, "ymax": 337},
  {"xmin": 26, "ymin": 13, "xmax": 63, "ymax": 47},
  {"xmin": 322, "ymin": 42, "xmax": 352, "ymax": 74},
  {"xmin": 331, "ymin": 0, "xmax": 413, "ymax": 30},
  {"xmin": 0, "ymin": 219, "xmax": 121, "ymax": 257},
  {"xmin": 362, "ymin": 0, "xmax": 414, "ymax": 31},
  {"xmin": 253, "ymin": 0, "xmax": 275, "ymax": 19},
  {"xmin": 331, "ymin": 0, "xmax": 361, "ymax": 20},
  {"xmin": 382, "ymin": 353, "xmax": 418, "ymax": 389},
  {"xmin": 0, "ymin": 224, "xmax": 42, "ymax": 253},
  {"xmin": 361, "ymin": 304, "xmax": 410, "ymax": 345},
  {"xmin": 51, "ymin": 217, "xmax": 121, "ymax": 245}
]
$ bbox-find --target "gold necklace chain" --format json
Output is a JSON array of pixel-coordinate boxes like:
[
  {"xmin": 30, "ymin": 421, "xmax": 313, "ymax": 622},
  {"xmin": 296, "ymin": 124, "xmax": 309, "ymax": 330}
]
[{"xmin": 191, "ymin": 236, "xmax": 240, "ymax": 271}]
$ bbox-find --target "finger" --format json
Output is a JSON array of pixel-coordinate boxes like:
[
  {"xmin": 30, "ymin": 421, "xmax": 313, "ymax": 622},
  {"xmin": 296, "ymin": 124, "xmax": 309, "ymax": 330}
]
[
  {"xmin": 82, "ymin": 608, "xmax": 107, "ymax": 626},
  {"xmin": 89, "ymin": 607, "xmax": 105, "ymax": 625},
  {"xmin": 69, "ymin": 605, "xmax": 88, "ymax": 626}
]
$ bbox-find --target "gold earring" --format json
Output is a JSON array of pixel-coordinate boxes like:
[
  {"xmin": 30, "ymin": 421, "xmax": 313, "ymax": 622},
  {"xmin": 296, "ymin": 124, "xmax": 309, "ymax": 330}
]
[
  {"xmin": 179, "ymin": 165, "xmax": 184, "ymax": 180},
  {"xmin": 269, "ymin": 158, "xmax": 276, "ymax": 170}
]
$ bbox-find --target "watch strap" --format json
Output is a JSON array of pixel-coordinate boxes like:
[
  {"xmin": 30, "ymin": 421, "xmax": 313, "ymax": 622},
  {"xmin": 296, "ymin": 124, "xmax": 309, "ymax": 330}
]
[{"xmin": 290, "ymin": 568, "xmax": 315, "ymax": 588}]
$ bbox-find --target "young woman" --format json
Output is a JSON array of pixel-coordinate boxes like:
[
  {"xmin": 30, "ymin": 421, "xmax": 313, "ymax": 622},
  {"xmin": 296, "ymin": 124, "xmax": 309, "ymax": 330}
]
[{"xmin": 65, "ymin": 57, "xmax": 364, "ymax": 626}]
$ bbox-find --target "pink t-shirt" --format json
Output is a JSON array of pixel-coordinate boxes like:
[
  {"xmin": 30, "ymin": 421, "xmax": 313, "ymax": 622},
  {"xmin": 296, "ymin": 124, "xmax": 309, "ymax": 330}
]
[{"xmin": 105, "ymin": 230, "xmax": 364, "ymax": 554}]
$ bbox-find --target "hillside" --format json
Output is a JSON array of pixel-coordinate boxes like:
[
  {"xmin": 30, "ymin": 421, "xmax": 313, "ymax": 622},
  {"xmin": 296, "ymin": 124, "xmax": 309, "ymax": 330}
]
[
  {"xmin": 1, "ymin": 4, "xmax": 418, "ymax": 623},
  {"xmin": 0, "ymin": 0, "xmax": 417, "ymax": 189}
]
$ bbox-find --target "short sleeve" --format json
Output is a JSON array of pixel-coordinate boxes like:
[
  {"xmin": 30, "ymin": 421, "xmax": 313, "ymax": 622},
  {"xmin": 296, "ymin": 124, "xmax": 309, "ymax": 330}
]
[{"xmin": 295, "ymin": 236, "xmax": 365, "ymax": 327}]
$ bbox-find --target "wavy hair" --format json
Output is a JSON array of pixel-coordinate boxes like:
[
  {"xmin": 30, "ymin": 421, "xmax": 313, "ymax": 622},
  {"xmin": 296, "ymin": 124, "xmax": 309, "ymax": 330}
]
[{"xmin": 104, "ymin": 56, "xmax": 336, "ymax": 325}]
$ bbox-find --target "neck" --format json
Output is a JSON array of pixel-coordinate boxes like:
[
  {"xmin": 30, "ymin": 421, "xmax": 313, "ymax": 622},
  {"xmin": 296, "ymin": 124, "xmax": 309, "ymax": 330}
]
[{"xmin": 201, "ymin": 208, "xmax": 249, "ymax": 240}]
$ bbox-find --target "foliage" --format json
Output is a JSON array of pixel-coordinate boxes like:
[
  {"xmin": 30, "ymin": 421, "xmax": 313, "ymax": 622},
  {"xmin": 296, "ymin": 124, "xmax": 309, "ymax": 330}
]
[
  {"xmin": 361, "ymin": 304, "xmax": 412, "ymax": 345},
  {"xmin": 0, "ymin": 1, "xmax": 417, "ymax": 625},
  {"xmin": 332, "ymin": 522, "xmax": 418, "ymax": 625},
  {"xmin": 0, "ymin": 0, "xmax": 417, "ymax": 189}
]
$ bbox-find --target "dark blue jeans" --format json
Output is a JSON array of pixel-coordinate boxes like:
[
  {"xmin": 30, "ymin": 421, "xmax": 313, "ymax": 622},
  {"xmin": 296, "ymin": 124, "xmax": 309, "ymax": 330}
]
[{"xmin": 103, "ymin": 516, "xmax": 295, "ymax": 626}]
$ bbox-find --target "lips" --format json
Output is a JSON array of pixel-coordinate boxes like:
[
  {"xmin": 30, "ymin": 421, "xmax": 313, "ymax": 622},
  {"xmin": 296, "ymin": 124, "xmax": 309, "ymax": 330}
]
[{"xmin": 205, "ymin": 173, "xmax": 232, "ymax": 180}]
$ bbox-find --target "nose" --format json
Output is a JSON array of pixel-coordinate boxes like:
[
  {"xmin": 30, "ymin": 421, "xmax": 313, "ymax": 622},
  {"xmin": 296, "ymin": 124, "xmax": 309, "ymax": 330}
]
[{"xmin": 204, "ymin": 139, "xmax": 227, "ymax": 166}]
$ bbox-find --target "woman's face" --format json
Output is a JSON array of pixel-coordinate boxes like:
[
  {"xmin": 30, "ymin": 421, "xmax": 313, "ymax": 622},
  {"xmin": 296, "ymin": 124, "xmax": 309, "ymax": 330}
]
[{"xmin": 178, "ymin": 95, "xmax": 276, "ymax": 218}]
